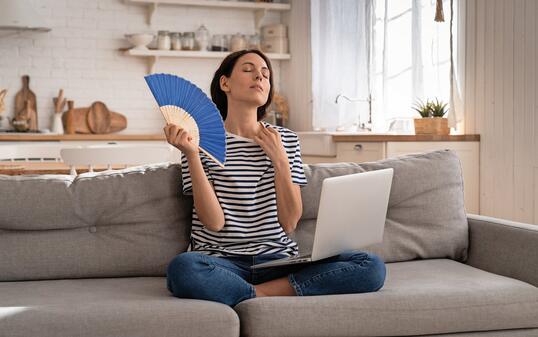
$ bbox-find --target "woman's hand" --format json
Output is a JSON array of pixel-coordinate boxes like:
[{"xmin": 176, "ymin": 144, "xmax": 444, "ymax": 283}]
[
  {"xmin": 163, "ymin": 123, "xmax": 198, "ymax": 158},
  {"xmin": 254, "ymin": 125, "xmax": 288, "ymax": 166}
]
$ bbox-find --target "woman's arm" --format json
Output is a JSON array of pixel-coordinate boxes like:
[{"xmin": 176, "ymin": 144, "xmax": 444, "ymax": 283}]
[
  {"xmin": 273, "ymin": 159, "xmax": 303, "ymax": 234},
  {"xmin": 185, "ymin": 153, "xmax": 226, "ymax": 232},
  {"xmin": 164, "ymin": 124, "xmax": 225, "ymax": 232},
  {"xmin": 255, "ymin": 126, "xmax": 303, "ymax": 234}
]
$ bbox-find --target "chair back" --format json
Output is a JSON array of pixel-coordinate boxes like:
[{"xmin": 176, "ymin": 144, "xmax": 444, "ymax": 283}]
[
  {"xmin": 0, "ymin": 144, "xmax": 62, "ymax": 162},
  {"xmin": 60, "ymin": 144, "xmax": 175, "ymax": 175}
]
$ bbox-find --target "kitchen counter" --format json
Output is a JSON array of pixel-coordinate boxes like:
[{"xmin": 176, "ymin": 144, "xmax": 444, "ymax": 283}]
[
  {"xmin": 302, "ymin": 132, "xmax": 480, "ymax": 142},
  {"xmin": 0, "ymin": 133, "xmax": 479, "ymax": 142},
  {"xmin": 0, "ymin": 134, "xmax": 166, "ymax": 141}
]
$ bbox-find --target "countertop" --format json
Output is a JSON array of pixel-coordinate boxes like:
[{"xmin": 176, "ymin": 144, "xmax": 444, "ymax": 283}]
[
  {"xmin": 0, "ymin": 134, "xmax": 166, "ymax": 141},
  {"xmin": 0, "ymin": 133, "xmax": 480, "ymax": 142}
]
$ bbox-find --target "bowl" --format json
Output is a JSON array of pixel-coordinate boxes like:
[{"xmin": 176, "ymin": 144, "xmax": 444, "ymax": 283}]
[{"xmin": 125, "ymin": 33, "xmax": 154, "ymax": 50}]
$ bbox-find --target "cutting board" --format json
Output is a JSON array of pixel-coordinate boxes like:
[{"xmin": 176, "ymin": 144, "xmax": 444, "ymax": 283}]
[
  {"xmin": 14, "ymin": 75, "xmax": 38, "ymax": 130},
  {"xmin": 63, "ymin": 101, "xmax": 127, "ymax": 134},
  {"xmin": 87, "ymin": 101, "xmax": 111, "ymax": 133}
]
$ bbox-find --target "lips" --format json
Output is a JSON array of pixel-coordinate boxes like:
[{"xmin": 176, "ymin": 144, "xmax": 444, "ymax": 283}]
[{"xmin": 250, "ymin": 85, "xmax": 263, "ymax": 92}]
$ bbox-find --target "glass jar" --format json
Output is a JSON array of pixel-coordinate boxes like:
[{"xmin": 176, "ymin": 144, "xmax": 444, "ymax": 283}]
[
  {"xmin": 181, "ymin": 32, "xmax": 195, "ymax": 50},
  {"xmin": 247, "ymin": 33, "xmax": 261, "ymax": 50},
  {"xmin": 211, "ymin": 34, "xmax": 228, "ymax": 51},
  {"xmin": 195, "ymin": 24, "xmax": 210, "ymax": 51},
  {"xmin": 230, "ymin": 33, "xmax": 247, "ymax": 52},
  {"xmin": 171, "ymin": 32, "xmax": 182, "ymax": 50},
  {"xmin": 157, "ymin": 30, "xmax": 171, "ymax": 50}
]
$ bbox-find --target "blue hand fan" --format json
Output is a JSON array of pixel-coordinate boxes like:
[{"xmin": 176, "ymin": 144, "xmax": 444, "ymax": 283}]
[{"xmin": 144, "ymin": 73, "xmax": 226, "ymax": 167}]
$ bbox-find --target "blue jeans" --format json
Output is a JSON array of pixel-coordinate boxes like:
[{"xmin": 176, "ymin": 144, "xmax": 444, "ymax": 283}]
[{"xmin": 166, "ymin": 250, "xmax": 386, "ymax": 306}]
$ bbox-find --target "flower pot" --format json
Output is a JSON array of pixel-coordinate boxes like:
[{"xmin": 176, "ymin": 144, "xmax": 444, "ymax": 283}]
[{"xmin": 413, "ymin": 117, "xmax": 449, "ymax": 135}]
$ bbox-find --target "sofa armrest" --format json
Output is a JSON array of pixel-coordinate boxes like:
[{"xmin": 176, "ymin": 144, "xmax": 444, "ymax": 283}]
[{"xmin": 466, "ymin": 214, "xmax": 538, "ymax": 287}]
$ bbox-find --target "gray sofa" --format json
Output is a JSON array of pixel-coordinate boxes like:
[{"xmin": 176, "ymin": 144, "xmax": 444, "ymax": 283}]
[{"xmin": 0, "ymin": 149, "xmax": 537, "ymax": 337}]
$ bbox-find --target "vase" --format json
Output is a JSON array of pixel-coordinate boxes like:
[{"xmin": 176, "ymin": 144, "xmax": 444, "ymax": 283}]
[
  {"xmin": 413, "ymin": 117, "xmax": 449, "ymax": 135},
  {"xmin": 51, "ymin": 113, "xmax": 64, "ymax": 134}
]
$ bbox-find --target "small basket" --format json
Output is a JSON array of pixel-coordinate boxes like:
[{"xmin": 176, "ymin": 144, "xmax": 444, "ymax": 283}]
[{"xmin": 413, "ymin": 117, "xmax": 449, "ymax": 135}]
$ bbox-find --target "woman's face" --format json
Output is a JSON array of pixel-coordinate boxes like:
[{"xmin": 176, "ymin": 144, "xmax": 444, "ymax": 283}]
[{"xmin": 220, "ymin": 53, "xmax": 271, "ymax": 108}]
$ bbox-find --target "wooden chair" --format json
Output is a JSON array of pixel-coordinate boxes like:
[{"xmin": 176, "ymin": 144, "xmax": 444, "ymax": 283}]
[
  {"xmin": 60, "ymin": 144, "xmax": 176, "ymax": 175},
  {"xmin": 0, "ymin": 144, "xmax": 62, "ymax": 162}
]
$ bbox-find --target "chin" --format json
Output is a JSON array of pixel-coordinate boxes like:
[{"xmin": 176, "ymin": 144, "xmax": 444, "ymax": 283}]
[{"xmin": 245, "ymin": 97, "xmax": 267, "ymax": 107}]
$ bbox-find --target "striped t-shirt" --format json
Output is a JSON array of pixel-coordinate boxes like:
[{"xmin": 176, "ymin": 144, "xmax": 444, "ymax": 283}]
[{"xmin": 180, "ymin": 121, "xmax": 308, "ymax": 257}]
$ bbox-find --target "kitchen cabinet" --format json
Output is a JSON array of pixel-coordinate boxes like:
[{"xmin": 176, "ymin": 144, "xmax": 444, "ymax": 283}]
[
  {"xmin": 302, "ymin": 139, "xmax": 480, "ymax": 214},
  {"xmin": 335, "ymin": 142, "xmax": 385, "ymax": 163},
  {"xmin": 301, "ymin": 142, "xmax": 385, "ymax": 164}
]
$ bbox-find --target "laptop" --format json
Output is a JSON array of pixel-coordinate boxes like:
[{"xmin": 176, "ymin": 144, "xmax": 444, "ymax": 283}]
[{"xmin": 251, "ymin": 168, "xmax": 393, "ymax": 269}]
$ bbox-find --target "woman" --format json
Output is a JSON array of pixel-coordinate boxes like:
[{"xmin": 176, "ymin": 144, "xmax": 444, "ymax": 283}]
[{"xmin": 164, "ymin": 49, "xmax": 386, "ymax": 306}]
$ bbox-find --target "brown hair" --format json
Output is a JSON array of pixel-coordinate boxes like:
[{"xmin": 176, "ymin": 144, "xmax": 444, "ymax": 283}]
[{"xmin": 210, "ymin": 49, "xmax": 274, "ymax": 121}]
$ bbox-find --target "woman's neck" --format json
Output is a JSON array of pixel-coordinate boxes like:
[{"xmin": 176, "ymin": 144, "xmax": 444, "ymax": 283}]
[{"xmin": 224, "ymin": 102, "xmax": 262, "ymax": 139}]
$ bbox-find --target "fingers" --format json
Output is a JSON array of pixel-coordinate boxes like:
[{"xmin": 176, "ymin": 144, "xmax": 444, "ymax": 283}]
[
  {"xmin": 267, "ymin": 127, "xmax": 278, "ymax": 135},
  {"xmin": 163, "ymin": 124, "xmax": 191, "ymax": 145}
]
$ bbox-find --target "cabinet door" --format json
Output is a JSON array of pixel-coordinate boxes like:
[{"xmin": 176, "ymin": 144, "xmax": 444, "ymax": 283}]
[
  {"xmin": 336, "ymin": 142, "xmax": 385, "ymax": 163},
  {"xmin": 386, "ymin": 141, "xmax": 480, "ymax": 214}
]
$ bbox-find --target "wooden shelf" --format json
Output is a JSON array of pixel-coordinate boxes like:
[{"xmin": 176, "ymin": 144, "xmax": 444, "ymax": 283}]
[
  {"xmin": 0, "ymin": 134, "xmax": 166, "ymax": 141},
  {"xmin": 125, "ymin": 0, "xmax": 290, "ymax": 27},
  {"xmin": 122, "ymin": 48, "xmax": 291, "ymax": 74},
  {"xmin": 126, "ymin": 0, "xmax": 290, "ymax": 11}
]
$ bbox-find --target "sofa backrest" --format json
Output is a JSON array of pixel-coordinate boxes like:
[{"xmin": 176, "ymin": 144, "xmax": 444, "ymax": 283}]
[
  {"xmin": 0, "ymin": 163, "xmax": 192, "ymax": 281},
  {"xmin": 292, "ymin": 149, "xmax": 468, "ymax": 263},
  {"xmin": 0, "ymin": 149, "xmax": 468, "ymax": 282}
]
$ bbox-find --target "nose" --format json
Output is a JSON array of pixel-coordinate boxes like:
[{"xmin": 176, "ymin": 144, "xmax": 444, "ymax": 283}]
[{"xmin": 254, "ymin": 70, "xmax": 263, "ymax": 81}]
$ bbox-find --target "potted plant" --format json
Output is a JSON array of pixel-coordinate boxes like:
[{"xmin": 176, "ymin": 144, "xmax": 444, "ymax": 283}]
[{"xmin": 412, "ymin": 98, "xmax": 449, "ymax": 135}]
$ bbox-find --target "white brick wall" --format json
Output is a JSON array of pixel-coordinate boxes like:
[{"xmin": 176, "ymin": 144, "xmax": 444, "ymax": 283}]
[{"xmin": 0, "ymin": 0, "xmax": 283, "ymax": 134}]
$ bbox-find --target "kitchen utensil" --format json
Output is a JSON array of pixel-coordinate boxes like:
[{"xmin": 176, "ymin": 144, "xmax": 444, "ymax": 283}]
[
  {"xmin": 63, "ymin": 101, "xmax": 127, "ymax": 134},
  {"xmin": 14, "ymin": 75, "xmax": 38, "ymax": 130},
  {"xmin": 125, "ymin": 33, "xmax": 154, "ymax": 50},
  {"xmin": 87, "ymin": 101, "xmax": 111, "ymax": 134},
  {"xmin": 51, "ymin": 89, "xmax": 67, "ymax": 134},
  {"xmin": 108, "ymin": 111, "xmax": 128, "ymax": 133}
]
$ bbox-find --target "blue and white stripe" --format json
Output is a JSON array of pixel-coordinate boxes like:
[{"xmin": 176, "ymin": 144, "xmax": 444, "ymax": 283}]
[{"xmin": 181, "ymin": 121, "xmax": 308, "ymax": 257}]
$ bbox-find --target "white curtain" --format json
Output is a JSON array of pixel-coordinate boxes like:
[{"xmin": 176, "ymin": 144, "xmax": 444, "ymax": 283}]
[
  {"xmin": 311, "ymin": 0, "xmax": 373, "ymax": 131},
  {"xmin": 311, "ymin": 0, "xmax": 464, "ymax": 133},
  {"xmin": 449, "ymin": 0, "xmax": 465, "ymax": 133}
]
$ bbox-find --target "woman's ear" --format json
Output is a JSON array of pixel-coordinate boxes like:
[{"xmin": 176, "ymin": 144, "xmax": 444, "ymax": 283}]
[{"xmin": 219, "ymin": 75, "xmax": 230, "ymax": 93}]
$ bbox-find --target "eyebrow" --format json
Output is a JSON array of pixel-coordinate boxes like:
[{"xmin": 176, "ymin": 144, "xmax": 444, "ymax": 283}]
[{"xmin": 241, "ymin": 62, "xmax": 269, "ymax": 71}]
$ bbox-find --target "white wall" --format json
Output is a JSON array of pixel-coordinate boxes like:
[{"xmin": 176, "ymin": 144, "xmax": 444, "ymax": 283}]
[
  {"xmin": 0, "ymin": 0, "xmax": 283, "ymax": 133},
  {"xmin": 464, "ymin": 0, "xmax": 538, "ymax": 224}
]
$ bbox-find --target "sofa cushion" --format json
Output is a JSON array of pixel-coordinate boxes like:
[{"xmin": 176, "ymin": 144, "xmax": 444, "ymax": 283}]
[
  {"xmin": 235, "ymin": 259, "xmax": 538, "ymax": 337},
  {"xmin": 0, "ymin": 277, "xmax": 239, "ymax": 337},
  {"xmin": 293, "ymin": 149, "xmax": 468, "ymax": 263},
  {"xmin": 0, "ymin": 163, "xmax": 192, "ymax": 281}
]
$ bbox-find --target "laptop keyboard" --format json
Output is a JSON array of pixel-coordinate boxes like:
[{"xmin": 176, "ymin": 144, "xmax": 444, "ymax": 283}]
[{"xmin": 289, "ymin": 254, "xmax": 311, "ymax": 260}]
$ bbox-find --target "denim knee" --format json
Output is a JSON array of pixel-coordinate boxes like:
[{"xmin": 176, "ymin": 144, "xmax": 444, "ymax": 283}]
[
  {"xmin": 350, "ymin": 252, "xmax": 386, "ymax": 292},
  {"xmin": 166, "ymin": 252, "xmax": 212, "ymax": 298}
]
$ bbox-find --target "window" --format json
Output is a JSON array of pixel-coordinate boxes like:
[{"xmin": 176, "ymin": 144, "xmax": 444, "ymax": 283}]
[{"xmin": 311, "ymin": 0, "xmax": 461, "ymax": 133}]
